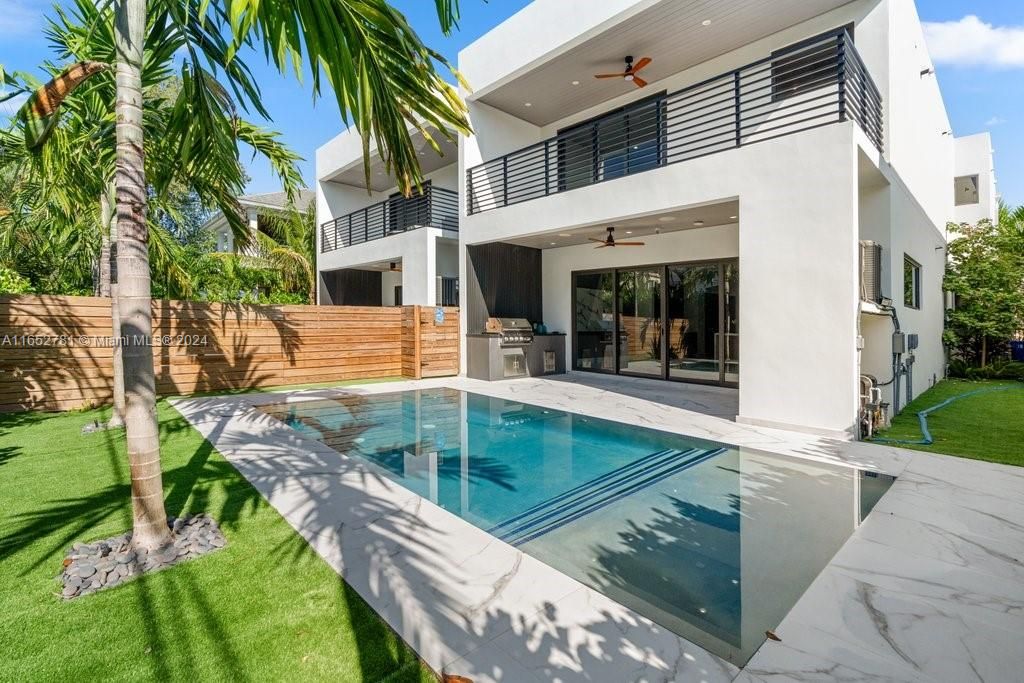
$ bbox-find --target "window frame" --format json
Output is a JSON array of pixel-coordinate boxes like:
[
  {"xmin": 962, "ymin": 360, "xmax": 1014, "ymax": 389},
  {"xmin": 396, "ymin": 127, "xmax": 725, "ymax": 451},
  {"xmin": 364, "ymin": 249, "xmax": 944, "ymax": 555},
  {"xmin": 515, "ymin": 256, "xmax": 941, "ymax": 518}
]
[
  {"xmin": 954, "ymin": 174, "xmax": 980, "ymax": 206},
  {"xmin": 903, "ymin": 255, "xmax": 922, "ymax": 310}
]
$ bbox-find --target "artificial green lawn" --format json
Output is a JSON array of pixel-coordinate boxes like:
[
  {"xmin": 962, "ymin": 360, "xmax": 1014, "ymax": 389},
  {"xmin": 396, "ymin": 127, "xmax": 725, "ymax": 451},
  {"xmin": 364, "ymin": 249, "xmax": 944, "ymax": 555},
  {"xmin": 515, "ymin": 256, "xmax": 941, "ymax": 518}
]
[
  {"xmin": 0, "ymin": 400, "xmax": 435, "ymax": 682},
  {"xmin": 875, "ymin": 379, "xmax": 1024, "ymax": 467}
]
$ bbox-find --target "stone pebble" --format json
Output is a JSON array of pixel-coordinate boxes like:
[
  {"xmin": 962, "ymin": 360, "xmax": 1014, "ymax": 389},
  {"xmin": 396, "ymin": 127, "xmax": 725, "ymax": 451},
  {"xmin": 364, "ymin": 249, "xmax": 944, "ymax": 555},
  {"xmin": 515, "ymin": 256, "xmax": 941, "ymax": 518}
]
[{"xmin": 58, "ymin": 515, "xmax": 227, "ymax": 600}]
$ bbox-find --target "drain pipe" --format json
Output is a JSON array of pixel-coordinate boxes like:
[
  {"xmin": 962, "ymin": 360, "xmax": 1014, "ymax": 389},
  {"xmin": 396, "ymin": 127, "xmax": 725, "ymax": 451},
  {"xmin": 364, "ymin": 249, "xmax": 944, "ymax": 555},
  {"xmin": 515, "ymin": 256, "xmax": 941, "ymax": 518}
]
[
  {"xmin": 905, "ymin": 353, "xmax": 915, "ymax": 407},
  {"xmin": 888, "ymin": 306, "xmax": 903, "ymax": 415}
]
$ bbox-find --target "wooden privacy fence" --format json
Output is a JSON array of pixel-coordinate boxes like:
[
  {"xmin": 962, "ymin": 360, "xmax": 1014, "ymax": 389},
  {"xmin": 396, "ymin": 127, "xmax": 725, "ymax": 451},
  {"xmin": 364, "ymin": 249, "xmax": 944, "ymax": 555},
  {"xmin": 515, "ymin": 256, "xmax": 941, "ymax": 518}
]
[{"xmin": 0, "ymin": 295, "xmax": 460, "ymax": 413}]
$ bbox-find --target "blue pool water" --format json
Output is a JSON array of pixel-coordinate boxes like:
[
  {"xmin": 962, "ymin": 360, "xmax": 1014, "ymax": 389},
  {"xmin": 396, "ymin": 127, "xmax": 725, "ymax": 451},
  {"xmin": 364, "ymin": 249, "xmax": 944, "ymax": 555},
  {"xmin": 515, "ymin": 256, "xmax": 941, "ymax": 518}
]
[{"xmin": 259, "ymin": 388, "xmax": 893, "ymax": 665}]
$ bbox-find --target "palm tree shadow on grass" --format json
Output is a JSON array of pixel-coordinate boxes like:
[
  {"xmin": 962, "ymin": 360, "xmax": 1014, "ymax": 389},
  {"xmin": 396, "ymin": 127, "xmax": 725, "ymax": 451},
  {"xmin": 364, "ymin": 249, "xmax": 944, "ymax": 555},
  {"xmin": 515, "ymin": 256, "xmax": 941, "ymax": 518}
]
[{"xmin": 0, "ymin": 409, "xmax": 263, "ymax": 574}]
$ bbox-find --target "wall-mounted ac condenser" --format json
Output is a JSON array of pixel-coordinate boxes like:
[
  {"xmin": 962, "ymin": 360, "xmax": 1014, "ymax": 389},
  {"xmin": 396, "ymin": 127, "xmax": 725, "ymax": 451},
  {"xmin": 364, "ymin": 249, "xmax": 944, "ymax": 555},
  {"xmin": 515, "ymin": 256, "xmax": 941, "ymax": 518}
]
[{"xmin": 860, "ymin": 240, "xmax": 882, "ymax": 304}]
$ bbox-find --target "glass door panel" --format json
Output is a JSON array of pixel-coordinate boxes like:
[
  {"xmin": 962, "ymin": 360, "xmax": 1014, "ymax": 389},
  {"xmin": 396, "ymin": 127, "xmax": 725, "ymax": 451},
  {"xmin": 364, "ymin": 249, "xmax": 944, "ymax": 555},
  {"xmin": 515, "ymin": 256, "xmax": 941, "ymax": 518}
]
[
  {"xmin": 617, "ymin": 268, "xmax": 663, "ymax": 377},
  {"xmin": 723, "ymin": 263, "xmax": 739, "ymax": 383},
  {"xmin": 667, "ymin": 265, "xmax": 720, "ymax": 381},
  {"xmin": 574, "ymin": 272, "xmax": 616, "ymax": 371}
]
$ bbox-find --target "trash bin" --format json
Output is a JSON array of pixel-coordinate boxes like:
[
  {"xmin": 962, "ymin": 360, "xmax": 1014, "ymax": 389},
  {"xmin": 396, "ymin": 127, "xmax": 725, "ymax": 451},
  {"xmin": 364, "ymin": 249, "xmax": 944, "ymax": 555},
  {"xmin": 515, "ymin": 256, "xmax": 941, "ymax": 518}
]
[{"xmin": 1011, "ymin": 340, "xmax": 1024, "ymax": 362}]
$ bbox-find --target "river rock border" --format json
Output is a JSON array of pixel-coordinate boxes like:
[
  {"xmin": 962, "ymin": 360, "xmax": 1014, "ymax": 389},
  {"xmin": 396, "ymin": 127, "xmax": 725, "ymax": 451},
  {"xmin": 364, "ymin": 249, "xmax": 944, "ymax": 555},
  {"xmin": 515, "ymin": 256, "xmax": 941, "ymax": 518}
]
[{"xmin": 59, "ymin": 514, "xmax": 226, "ymax": 600}]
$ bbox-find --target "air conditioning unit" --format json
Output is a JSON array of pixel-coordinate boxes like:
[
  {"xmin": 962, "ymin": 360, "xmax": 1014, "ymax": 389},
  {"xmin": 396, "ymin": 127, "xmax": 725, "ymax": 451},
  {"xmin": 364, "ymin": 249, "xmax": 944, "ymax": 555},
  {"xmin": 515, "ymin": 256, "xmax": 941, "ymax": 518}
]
[{"xmin": 859, "ymin": 240, "xmax": 882, "ymax": 304}]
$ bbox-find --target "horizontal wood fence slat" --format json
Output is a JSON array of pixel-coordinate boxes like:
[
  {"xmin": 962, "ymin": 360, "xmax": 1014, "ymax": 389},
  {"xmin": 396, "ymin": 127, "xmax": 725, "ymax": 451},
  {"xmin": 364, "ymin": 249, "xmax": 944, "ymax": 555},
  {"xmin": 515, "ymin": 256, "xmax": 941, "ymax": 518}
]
[{"xmin": 0, "ymin": 295, "xmax": 460, "ymax": 413}]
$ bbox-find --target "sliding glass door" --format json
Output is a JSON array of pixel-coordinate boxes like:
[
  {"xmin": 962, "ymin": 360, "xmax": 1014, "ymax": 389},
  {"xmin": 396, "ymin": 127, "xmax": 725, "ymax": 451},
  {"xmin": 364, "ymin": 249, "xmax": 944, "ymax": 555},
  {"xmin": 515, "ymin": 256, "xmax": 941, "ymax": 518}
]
[
  {"xmin": 572, "ymin": 260, "xmax": 738, "ymax": 387},
  {"xmin": 617, "ymin": 268, "xmax": 663, "ymax": 377},
  {"xmin": 574, "ymin": 271, "xmax": 616, "ymax": 372},
  {"xmin": 667, "ymin": 264, "xmax": 720, "ymax": 382}
]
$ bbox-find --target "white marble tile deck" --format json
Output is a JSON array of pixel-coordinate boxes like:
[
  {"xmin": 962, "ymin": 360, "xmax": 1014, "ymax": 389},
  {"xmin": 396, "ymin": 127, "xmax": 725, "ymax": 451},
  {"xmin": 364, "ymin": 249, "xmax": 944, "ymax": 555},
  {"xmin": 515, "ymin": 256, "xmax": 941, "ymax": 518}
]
[{"xmin": 171, "ymin": 374, "xmax": 1024, "ymax": 682}]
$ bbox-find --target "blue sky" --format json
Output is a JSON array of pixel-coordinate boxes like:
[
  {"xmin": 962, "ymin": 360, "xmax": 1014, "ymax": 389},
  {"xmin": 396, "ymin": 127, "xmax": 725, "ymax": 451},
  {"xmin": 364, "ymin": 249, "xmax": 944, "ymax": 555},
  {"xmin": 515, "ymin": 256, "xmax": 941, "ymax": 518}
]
[{"xmin": 1, "ymin": 0, "xmax": 1021, "ymax": 206}]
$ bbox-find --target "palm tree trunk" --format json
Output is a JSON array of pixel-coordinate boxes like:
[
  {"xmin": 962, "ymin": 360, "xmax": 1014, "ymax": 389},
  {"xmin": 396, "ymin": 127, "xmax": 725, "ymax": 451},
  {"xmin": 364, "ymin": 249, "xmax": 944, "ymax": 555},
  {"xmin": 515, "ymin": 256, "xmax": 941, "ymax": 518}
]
[
  {"xmin": 114, "ymin": 0, "xmax": 170, "ymax": 551},
  {"xmin": 100, "ymin": 187, "xmax": 126, "ymax": 427},
  {"xmin": 98, "ymin": 193, "xmax": 112, "ymax": 298}
]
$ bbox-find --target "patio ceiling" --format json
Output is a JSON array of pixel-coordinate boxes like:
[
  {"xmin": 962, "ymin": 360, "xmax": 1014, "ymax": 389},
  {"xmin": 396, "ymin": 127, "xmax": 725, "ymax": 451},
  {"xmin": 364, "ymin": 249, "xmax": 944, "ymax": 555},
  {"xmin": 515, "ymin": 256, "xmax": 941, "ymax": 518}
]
[
  {"xmin": 324, "ymin": 133, "xmax": 458, "ymax": 192},
  {"xmin": 503, "ymin": 200, "xmax": 739, "ymax": 250},
  {"xmin": 474, "ymin": 0, "xmax": 858, "ymax": 126}
]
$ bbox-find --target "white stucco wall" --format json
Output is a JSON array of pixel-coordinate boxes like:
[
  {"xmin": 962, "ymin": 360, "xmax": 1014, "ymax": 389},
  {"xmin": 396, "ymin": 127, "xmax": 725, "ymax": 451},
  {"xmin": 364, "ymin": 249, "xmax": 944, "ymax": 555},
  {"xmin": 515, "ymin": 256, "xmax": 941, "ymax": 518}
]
[
  {"xmin": 319, "ymin": 227, "xmax": 454, "ymax": 306},
  {"xmin": 953, "ymin": 133, "xmax": 998, "ymax": 226}
]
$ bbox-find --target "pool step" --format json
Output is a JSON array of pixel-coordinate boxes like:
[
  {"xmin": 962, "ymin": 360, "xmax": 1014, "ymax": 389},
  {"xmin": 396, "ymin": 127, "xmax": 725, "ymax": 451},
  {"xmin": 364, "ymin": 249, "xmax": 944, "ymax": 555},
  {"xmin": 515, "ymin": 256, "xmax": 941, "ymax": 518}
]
[{"xmin": 489, "ymin": 446, "xmax": 726, "ymax": 546}]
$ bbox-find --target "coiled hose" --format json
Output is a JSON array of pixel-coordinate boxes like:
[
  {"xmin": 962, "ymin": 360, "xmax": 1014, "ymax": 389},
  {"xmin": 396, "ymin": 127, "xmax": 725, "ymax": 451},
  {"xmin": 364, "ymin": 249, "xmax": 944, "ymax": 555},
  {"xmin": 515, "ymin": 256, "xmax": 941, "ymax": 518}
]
[{"xmin": 871, "ymin": 385, "xmax": 1023, "ymax": 445}]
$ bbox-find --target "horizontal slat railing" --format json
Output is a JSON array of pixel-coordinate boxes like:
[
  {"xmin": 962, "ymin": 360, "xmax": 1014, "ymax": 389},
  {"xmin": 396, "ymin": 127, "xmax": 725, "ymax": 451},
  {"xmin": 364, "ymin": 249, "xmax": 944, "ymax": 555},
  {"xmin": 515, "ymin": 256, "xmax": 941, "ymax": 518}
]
[
  {"xmin": 466, "ymin": 29, "xmax": 883, "ymax": 214},
  {"xmin": 320, "ymin": 185, "xmax": 459, "ymax": 254}
]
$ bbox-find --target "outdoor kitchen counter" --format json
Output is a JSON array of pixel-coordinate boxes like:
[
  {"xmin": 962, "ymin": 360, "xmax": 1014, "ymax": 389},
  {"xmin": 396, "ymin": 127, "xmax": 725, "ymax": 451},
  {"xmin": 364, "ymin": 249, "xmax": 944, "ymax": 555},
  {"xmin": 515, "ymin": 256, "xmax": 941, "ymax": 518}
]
[{"xmin": 466, "ymin": 333, "xmax": 566, "ymax": 381}]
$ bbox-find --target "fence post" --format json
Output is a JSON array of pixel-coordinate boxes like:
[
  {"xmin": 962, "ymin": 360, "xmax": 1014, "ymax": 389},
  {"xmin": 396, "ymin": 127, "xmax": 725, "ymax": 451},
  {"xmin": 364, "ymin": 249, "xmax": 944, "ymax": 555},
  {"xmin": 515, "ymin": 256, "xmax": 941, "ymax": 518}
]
[{"xmin": 413, "ymin": 305, "xmax": 423, "ymax": 380}]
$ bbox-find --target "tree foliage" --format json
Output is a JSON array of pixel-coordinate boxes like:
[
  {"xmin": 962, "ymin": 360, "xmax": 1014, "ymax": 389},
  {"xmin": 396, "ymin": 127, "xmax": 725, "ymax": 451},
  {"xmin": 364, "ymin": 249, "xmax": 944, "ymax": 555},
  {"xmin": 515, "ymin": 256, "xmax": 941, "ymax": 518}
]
[{"xmin": 944, "ymin": 204, "xmax": 1024, "ymax": 366}]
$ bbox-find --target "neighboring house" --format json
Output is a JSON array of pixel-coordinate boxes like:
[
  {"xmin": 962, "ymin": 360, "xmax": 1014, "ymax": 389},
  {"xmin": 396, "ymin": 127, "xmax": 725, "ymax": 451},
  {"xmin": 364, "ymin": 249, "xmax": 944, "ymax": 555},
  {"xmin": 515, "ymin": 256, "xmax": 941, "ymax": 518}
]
[
  {"xmin": 204, "ymin": 190, "xmax": 315, "ymax": 253},
  {"xmin": 315, "ymin": 127, "xmax": 460, "ymax": 307},
  {"xmin": 449, "ymin": 0, "xmax": 996, "ymax": 437}
]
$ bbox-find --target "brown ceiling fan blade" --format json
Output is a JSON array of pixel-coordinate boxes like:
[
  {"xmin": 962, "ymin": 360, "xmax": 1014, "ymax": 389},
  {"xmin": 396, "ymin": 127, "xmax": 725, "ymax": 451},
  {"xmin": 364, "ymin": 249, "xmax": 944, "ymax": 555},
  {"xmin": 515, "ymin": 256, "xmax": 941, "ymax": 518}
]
[
  {"xmin": 632, "ymin": 76, "xmax": 648, "ymax": 88},
  {"xmin": 594, "ymin": 243, "xmax": 612, "ymax": 248},
  {"xmin": 630, "ymin": 57, "xmax": 652, "ymax": 73},
  {"xmin": 615, "ymin": 241, "xmax": 647, "ymax": 246},
  {"xmin": 587, "ymin": 237, "xmax": 607, "ymax": 243},
  {"xmin": 594, "ymin": 73, "xmax": 623, "ymax": 79}
]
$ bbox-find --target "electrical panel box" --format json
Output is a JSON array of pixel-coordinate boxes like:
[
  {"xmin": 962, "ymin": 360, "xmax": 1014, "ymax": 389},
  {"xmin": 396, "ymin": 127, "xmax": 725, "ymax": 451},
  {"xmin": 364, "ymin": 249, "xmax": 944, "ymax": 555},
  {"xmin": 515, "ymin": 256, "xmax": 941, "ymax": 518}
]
[
  {"xmin": 892, "ymin": 332, "xmax": 906, "ymax": 354},
  {"xmin": 907, "ymin": 333, "xmax": 919, "ymax": 351}
]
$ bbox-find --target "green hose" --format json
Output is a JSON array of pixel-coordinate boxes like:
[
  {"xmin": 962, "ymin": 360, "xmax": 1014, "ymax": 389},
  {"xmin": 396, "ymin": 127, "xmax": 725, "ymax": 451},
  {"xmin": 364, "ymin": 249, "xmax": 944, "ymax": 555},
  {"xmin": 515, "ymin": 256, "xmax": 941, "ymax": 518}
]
[{"xmin": 871, "ymin": 385, "xmax": 1023, "ymax": 445}]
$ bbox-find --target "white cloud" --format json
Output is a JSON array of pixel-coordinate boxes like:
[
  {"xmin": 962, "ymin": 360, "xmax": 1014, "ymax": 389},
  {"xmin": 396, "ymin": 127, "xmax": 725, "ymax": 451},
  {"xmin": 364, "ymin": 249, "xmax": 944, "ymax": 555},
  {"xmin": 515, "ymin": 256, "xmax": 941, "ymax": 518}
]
[
  {"xmin": 985, "ymin": 116, "xmax": 1007, "ymax": 127},
  {"xmin": 0, "ymin": 0, "xmax": 39, "ymax": 36},
  {"xmin": 923, "ymin": 15, "xmax": 1024, "ymax": 68}
]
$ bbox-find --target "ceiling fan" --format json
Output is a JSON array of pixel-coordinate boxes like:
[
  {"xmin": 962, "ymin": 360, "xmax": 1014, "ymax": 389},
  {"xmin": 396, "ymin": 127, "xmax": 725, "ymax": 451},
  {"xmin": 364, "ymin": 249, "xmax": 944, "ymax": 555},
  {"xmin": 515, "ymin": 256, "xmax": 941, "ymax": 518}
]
[
  {"xmin": 589, "ymin": 227, "xmax": 646, "ymax": 249},
  {"xmin": 594, "ymin": 56, "xmax": 652, "ymax": 88}
]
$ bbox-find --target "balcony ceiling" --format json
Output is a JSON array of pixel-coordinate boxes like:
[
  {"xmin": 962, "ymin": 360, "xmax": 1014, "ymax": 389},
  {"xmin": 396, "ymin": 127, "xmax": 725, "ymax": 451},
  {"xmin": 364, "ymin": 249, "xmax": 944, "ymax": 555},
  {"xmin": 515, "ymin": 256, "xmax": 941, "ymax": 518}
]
[
  {"xmin": 504, "ymin": 200, "xmax": 739, "ymax": 250},
  {"xmin": 325, "ymin": 134, "xmax": 458, "ymax": 192},
  {"xmin": 475, "ymin": 0, "xmax": 856, "ymax": 126}
]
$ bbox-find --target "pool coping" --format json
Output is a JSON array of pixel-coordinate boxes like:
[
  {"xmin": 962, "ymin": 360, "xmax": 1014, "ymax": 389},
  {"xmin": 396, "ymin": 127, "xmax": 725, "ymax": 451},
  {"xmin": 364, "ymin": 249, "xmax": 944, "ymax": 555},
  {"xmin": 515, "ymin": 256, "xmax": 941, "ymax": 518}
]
[{"xmin": 171, "ymin": 376, "xmax": 1024, "ymax": 682}]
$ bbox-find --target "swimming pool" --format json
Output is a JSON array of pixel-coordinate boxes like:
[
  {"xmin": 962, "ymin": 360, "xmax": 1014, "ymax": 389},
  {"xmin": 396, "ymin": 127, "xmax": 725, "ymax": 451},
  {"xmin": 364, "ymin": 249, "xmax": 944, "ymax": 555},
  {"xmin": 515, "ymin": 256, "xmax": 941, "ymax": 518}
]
[{"xmin": 259, "ymin": 388, "xmax": 893, "ymax": 666}]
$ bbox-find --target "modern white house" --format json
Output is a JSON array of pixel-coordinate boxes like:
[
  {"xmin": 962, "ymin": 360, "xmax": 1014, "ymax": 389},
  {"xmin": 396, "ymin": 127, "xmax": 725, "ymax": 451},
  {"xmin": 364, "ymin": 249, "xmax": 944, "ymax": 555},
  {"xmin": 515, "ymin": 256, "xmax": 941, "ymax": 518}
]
[
  {"xmin": 315, "ymin": 126, "xmax": 460, "ymax": 307},
  {"xmin": 451, "ymin": 0, "xmax": 997, "ymax": 438},
  {"xmin": 204, "ymin": 190, "xmax": 315, "ymax": 253},
  {"xmin": 311, "ymin": 0, "xmax": 998, "ymax": 438}
]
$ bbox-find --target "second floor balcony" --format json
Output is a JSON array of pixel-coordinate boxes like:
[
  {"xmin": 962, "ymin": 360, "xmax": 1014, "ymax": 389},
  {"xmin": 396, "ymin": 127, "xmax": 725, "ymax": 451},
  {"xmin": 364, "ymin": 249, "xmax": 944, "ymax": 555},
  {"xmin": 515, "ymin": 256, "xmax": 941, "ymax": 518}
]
[
  {"xmin": 466, "ymin": 29, "xmax": 883, "ymax": 215},
  {"xmin": 320, "ymin": 185, "xmax": 459, "ymax": 254}
]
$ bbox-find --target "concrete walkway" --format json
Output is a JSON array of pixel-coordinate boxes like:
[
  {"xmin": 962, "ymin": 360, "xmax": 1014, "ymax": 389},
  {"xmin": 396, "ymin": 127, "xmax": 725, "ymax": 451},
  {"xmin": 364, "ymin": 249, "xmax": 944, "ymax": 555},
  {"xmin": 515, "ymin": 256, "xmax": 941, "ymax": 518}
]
[{"xmin": 172, "ymin": 376, "xmax": 1024, "ymax": 682}]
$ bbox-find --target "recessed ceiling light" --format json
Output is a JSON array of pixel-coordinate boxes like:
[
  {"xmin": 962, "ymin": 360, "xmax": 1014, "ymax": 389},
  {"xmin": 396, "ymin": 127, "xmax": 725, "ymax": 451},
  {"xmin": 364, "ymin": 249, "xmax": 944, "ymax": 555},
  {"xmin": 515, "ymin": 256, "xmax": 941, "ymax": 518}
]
[
  {"xmin": 558, "ymin": 233, "xmax": 573, "ymax": 237},
  {"xmin": 524, "ymin": 102, "xmax": 532, "ymax": 107},
  {"xmin": 625, "ymin": 230, "xmax": 634, "ymax": 234},
  {"xmin": 730, "ymin": 215, "xmax": 738, "ymax": 220},
  {"xmin": 571, "ymin": 80, "xmax": 580, "ymax": 86},
  {"xmin": 550, "ymin": 241, "xmax": 557, "ymax": 246},
  {"xmin": 658, "ymin": 216, "xmax": 677, "ymax": 223},
  {"xmin": 694, "ymin": 220, "xmax": 705, "ymax": 227},
  {"xmin": 702, "ymin": 19, "xmax": 712, "ymax": 26}
]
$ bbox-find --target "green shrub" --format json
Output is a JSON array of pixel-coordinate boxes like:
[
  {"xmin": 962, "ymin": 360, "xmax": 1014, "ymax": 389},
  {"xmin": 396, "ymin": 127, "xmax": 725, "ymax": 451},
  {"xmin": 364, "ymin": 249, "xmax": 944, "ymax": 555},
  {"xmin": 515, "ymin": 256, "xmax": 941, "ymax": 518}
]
[
  {"xmin": 0, "ymin": 267, "xmax": 33, "ymax": 295},
  {"xmin": 959, "ymin": 360, "xmax": 1024, "ymax": 382},
  {"xmin": 947, "ymin": 358, "xmax": 969, "ymax": 379}
]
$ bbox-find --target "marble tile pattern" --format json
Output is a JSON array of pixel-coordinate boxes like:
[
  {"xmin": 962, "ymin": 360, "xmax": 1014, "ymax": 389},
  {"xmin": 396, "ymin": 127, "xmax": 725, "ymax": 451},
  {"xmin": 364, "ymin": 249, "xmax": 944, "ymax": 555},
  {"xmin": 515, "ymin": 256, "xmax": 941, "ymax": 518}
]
[{"xmin": 171, "ymin": 373, "xmax": 1024, "ymax": 682}]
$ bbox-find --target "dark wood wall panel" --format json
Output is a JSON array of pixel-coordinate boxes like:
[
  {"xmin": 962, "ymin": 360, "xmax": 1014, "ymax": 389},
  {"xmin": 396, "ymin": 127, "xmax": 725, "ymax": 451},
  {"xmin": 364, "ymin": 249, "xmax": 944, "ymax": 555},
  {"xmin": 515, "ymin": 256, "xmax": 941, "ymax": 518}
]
[
  {"xmin": 466, "ymin": 243, "xmax": 543, "ymax": 333},
  {"xmin": 330, "ymin": 269, "xmax": 383, "ymax": 307}
]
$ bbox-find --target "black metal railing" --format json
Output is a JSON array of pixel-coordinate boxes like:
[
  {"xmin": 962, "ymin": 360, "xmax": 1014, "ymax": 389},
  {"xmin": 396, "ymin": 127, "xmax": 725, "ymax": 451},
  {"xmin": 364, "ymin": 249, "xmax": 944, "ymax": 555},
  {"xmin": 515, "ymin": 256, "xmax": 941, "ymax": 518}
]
[
  {"xmin": 320, "ymin": 185, "xmax": 459, "ymax": 253},
  {"xmin": 466, "ymin": 29, "xmax": 883, "ymax": 214}
]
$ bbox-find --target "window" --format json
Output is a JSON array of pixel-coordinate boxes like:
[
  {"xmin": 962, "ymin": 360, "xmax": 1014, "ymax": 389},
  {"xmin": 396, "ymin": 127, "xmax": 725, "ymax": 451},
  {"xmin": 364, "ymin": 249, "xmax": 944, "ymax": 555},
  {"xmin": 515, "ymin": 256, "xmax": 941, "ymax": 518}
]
[
  {"xmin": 771, "ymin": 25, "xmax": 853, "ymax": 102},
  {"xmin": 954, "ymin": 175, "xmax": 980, "ymax": 206},
  {"xmin": 904, "ymin": 255, "xmax": 921, "ymax": 309},
  {"xmin": 557, "ymin": 92, "xmax": 665, "ymax": 191}
]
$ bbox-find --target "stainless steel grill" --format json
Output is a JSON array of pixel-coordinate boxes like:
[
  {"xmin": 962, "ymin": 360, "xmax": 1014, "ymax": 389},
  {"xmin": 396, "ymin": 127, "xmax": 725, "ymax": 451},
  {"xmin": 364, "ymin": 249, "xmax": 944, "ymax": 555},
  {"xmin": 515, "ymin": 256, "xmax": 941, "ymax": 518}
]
[{"xmin": 487, "ymin": 317, "xmax": 534, "ymax": 347}]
